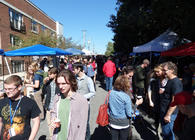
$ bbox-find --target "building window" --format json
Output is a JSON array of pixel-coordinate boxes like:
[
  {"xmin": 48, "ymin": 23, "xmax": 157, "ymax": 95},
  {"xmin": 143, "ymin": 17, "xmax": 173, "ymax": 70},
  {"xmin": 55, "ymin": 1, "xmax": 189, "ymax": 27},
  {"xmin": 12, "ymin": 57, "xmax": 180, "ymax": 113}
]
[
  {"xmin": 51, "ymin": 31, "xmax": 55, "ymax": 37},
  {"xmin": 10, "ymin": 34, "xmax": 20, "ymax": 47},
  {"xmin": 11, "ymin": 60, "xmax": 24, "ymax": 73},
  {"xmin": 31, "ymin": 20, "xmax": 39, "ymax": 33},
  {"xmin": 9, "ymin": 8, "xmax": 23, "ymax": 30},
  {"xmin": 41, "ymin": 25, "xmax": 46, "ymax": 32}
]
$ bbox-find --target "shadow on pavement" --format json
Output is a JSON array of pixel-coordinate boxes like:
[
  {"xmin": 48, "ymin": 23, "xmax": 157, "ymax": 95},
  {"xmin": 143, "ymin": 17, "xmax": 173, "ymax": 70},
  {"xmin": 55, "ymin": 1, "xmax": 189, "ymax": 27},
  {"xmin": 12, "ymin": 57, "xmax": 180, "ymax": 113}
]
[
  {"xmin": 90, "ymin": 126, "xmax": 111, "ymax": 140},
  {"xmin": 133, "ymin": 117, "xmax": 159, "ymax": 140},
  {"xmin": 38, "ymin": 135, "xmax": 47, "ymax": 140},
  {"xmin": 98, "ymin": 82, "xmax": 106, "ymax": 91}
]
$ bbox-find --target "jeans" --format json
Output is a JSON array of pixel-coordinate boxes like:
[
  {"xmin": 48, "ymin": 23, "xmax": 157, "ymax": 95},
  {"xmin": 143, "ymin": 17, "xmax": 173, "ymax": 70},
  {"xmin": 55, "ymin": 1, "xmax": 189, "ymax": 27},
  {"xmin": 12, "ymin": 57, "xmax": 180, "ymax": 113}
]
[
  {"xmin": 110, "ymin": 126, "xmax": 130, "ymax": 140},
  {"xmin": 160, "ymin": 113, "xmax": 177, "ymax": 140},
  {"xmin": 85, "ymin": 105, "xmax": 90, "ymax": 140},
  {"xmin": 105, "ymin": 76, "xmax": 113, "ymax": 91}
]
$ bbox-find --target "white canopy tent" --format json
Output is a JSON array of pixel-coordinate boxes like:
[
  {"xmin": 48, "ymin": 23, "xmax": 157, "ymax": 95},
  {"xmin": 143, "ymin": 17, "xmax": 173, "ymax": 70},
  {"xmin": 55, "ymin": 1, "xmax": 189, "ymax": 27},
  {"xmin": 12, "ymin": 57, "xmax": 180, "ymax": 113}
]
[{"xmin": 82, "ymin": 49, "xmax": 94, "ymax": 55}]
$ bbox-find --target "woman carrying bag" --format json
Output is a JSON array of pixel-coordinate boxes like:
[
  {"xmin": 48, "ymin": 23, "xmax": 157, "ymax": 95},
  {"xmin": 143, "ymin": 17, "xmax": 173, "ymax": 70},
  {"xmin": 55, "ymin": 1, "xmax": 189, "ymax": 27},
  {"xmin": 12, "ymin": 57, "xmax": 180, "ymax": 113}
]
[{"xmin": 108, "ymin": 75, "xmax": 141, "ymax": 140}]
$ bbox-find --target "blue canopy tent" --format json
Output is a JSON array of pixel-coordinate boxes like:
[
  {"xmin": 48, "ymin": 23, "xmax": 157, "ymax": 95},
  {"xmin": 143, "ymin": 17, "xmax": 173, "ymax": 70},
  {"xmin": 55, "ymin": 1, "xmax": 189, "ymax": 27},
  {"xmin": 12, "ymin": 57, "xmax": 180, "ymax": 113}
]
[
  {"xmin": 4, "ymin": 44, "xmax": 72, "ymax": 56},
  {"xmin": 133, "ymin": 30, "xmax": 178, "ymax": 53},
  {"xmin": 64, "ymin": 48, "xmax": 85, "ymax": 55},
  {"xmin": 0, "ymin": 49, "xmax": 4, "ymax": 55},
  {"xmin": 2, "ymin": 44, "xmax": 72, "ymax": 75},
  {"xmin": 132, "ymin": 30, "xmax": 178, "ymax": 66}
]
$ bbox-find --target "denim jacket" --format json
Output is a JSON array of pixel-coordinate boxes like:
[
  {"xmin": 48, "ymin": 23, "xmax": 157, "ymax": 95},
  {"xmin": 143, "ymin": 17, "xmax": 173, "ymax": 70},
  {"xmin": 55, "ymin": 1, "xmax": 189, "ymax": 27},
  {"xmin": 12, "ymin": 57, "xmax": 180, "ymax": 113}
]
[
  {"xmin": 108, "ymin": 90, "xmax": 133, "ymax": 120},
  {"xmin": 108, "ymin": 90, "xmax": 134, "ymax": 126}
]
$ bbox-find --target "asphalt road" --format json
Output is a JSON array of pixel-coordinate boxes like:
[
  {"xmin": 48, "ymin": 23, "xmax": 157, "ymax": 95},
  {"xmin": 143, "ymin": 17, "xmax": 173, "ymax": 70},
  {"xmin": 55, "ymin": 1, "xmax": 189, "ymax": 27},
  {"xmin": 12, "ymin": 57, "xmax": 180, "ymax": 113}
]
[{"xmin": 35, "ymin": 81, "xmax": 162, "ymax": 140}]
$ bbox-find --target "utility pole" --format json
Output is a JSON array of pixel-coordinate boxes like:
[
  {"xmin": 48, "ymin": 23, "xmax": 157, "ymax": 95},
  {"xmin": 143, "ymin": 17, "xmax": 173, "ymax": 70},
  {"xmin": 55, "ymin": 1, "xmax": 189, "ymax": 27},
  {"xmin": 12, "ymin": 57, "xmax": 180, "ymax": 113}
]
[
  {"xmin": 81, "ymin": 30, "xmax": 86, "ymax": 49},
  {"xmin": 87, "ymin": 39, "xmax": 91, "ymax": 51},
  {"xmin": 93, "ymin": 41, "xmax": 95, "ymax": 54}
]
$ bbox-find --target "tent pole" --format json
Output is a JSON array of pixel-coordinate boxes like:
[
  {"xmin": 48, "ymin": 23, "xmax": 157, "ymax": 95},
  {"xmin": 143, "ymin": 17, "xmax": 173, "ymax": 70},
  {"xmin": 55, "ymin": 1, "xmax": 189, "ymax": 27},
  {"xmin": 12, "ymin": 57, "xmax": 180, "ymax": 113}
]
[
  {"xmin": 4, "ymin": 57, "xmax": 11, "ymax": 75},
  {"xmin": 2, "ymin": 56, "xmax": 4, "ymax": 89},
  {"xmin": 150, "ymin": 52, "xmax": 152, "ymax": 69}
]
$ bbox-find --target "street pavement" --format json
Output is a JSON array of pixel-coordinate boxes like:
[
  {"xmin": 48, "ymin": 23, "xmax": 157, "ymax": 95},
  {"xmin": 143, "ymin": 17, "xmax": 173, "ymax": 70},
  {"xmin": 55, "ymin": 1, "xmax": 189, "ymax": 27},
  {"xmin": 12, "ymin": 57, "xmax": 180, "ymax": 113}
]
[{"xmin": 35, "ymin": 80, "xmax": 162, "ymax": 140}]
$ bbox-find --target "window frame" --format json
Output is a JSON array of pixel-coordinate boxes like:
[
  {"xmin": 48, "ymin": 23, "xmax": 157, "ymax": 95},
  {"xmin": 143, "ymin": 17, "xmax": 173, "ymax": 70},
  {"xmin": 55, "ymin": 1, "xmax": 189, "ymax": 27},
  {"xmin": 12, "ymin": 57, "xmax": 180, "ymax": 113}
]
[
  {"xmin": 10, "ymin": 34, "xmax": 20, "ymax": 47},
  {"xmin": 9, "ymin": 8, "xmax": 23, "ymax": 30},
  {"xmin": 31, "ymin": 20, "xmax": 39, "ymax": 33}
]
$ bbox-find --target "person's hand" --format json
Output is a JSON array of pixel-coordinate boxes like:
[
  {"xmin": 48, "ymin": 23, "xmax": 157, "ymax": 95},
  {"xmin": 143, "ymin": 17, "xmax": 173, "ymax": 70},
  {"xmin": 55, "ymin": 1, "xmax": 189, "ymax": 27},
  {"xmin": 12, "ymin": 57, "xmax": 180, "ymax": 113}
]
[
  {"xmin": 149, "ymin": 101, "xmax": 154, "ymax": 107},
  {"xmin": 135, "ymin": 98, "xmax": 143, "ymax": 106},
  {"xmin": 43, "ymin": 77, "xmax": 49, "ymax": 84},
  {"xmin": 50, "ymin": 119, "xmax": 57, "ymax": 129},
  {"xmin": 0, "ymin": 91, "xmax": 5, "ymax": 98},
  {"xmin": 164, "ymin": 115, "xmax": 171, "ymax": 123}
]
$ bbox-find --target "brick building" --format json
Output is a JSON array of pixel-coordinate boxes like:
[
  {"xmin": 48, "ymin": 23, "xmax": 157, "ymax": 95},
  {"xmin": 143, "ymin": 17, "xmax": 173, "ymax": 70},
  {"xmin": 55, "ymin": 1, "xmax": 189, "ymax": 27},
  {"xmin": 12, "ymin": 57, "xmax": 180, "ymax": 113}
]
[{"xmin": 0, "ymin": 0, "xmax": 63, "ymax": 75}]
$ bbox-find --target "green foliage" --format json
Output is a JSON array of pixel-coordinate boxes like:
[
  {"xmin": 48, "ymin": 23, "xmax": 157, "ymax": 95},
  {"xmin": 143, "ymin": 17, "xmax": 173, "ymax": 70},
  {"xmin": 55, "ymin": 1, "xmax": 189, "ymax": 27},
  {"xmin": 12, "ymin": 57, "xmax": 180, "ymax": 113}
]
[
  {"xmin": 108, "ymin": 0, "xmax": 195, "ymax": 54},
  {"xmin": 9, "ymin": 32, "xmax": 58, "ymax": 50},
  {"xmin": 9, "ymin": 32, "xmax": 82, "ymax": 50},
  {"xmin": 22, "ymin": 32, "xmax": 57, "ymax": 48},
  {"xmin": 65, "ymin": 37, "xmax": 82, "ymax": 50},
  {"xmin": 105, "ymin": 42, "xmax": 114, "ymax": 56}
]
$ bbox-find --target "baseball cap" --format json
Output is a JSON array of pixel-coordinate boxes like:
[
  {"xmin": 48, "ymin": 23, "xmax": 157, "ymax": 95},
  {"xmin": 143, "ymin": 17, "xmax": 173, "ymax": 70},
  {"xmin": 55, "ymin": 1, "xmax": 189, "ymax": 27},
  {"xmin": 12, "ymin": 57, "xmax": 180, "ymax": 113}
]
[{"xmin": 170, "ymin": 91, "xmax": 193, "ymax": 107}]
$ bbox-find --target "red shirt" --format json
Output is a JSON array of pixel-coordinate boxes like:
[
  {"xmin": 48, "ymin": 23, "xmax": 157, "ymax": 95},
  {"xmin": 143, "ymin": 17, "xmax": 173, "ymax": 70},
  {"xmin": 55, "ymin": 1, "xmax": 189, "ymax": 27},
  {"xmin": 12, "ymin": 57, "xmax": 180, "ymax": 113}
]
[{"xmin": 103, "ymin": 60, "xmax": 116, "ymax": 77}]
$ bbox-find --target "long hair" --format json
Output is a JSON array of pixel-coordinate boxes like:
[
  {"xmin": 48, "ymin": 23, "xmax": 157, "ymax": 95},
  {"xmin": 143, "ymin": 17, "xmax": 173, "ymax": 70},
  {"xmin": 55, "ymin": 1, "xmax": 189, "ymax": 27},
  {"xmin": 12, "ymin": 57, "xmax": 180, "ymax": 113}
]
[
  {"xmin": 114, "ymin": 75, "xmax": 130, "ymax": 93},
  {"xmin": 57, "ymin": 69, "xmax": 78, "ymax": 92},
  {"xmin": 30, "ymin": 61, "xmax": 39, "ymax": 73}
]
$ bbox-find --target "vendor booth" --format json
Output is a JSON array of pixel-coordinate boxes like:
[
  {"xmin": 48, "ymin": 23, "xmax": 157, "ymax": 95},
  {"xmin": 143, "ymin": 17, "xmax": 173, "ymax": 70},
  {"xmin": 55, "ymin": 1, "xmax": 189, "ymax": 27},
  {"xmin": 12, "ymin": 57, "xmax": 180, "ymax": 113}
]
[
  {"xmin": 64, "ymin": 48, "xmax": 85, "ymax": 55},
  {"xmin": 4, "ymin": 44, "xmax": 72, "ymax": 56},
  {"xmin": 133, "ymin": 30, "xmax": 178, "ymax": 53},
  {"xmin": 161, "ymin": 42, "xmax": 195, "ymax": 56}
]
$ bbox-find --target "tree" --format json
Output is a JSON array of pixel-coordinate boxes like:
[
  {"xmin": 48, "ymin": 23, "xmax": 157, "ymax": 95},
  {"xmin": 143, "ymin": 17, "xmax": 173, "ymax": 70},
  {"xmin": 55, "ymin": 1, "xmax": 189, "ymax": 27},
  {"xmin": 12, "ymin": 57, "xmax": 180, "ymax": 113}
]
[
  {"xmin": 108, "ymin": 0, "xmax": 195, "ymax": 54},
  {"xmin": 64, "ymin": 37, "xmax": 82, "ymax": 50},
  {"xmin": 10, "ymin": 32, "xmax": 57, "ymax": 50},
  {"xmin": 108, "ymin": 0, "xmax": 156, "ymax": 54},
  {"xmin": 105, "ymin": 42, "xmax": 114, "ymax": 56},
  {"xmin": 10, "ymin": 32, "xmax": 82, "ymax": 50}
]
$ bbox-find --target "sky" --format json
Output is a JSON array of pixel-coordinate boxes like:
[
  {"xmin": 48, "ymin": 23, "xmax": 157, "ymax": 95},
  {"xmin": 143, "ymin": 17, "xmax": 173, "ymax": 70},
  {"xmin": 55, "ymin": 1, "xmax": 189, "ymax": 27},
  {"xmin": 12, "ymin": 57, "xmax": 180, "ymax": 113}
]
[{"xmin": 30, "ymin": 0, "xmax": 117, "ymax": 54}]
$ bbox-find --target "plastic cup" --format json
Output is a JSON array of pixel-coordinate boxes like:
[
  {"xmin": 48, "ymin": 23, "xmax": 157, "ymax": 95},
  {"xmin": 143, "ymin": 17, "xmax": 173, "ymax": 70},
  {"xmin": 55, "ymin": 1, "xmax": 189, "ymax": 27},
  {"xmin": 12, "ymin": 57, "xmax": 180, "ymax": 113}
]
[{"xmin": 54, "ymin": 118, "xmax": 61, "ymax": 128}]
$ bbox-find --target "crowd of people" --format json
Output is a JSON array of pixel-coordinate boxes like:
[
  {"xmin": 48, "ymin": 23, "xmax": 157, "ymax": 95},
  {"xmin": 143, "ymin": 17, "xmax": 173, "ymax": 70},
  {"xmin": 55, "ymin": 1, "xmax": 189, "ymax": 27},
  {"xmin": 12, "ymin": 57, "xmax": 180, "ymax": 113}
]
[{"xmin": 0, "ymin": 55, "xmax": 194, "ymax": 140}]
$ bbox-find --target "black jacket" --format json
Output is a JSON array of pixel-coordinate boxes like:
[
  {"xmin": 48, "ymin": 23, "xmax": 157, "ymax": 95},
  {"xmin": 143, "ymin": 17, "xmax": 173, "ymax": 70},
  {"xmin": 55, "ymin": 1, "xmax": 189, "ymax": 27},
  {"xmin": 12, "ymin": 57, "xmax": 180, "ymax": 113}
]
[{"xmin": 42, "ymin": 79, "xmax": 60, "ymax": 110}]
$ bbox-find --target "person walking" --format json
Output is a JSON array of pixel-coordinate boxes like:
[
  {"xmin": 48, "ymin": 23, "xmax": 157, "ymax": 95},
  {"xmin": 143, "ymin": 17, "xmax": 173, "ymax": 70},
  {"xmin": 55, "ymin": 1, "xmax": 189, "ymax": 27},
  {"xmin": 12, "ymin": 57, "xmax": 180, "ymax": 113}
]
[
  {"xmin": 25, "ymin": 61, "xmax": 44, "ymax": 120},
  {"xmin": 73, "ymin": 62, "xmax": 95, "ymax": 140},
  {"xmin": 24, "ymin": 64, "xmax": 34, "ymax": 97},
  {"xmin": 0, "ymin": 75, "xmax": 40, "ymax": 140},
  {"xmin": 103, "ymin": 56, "xmax": 116, "ymax": 91},
  {"xmin": 42, "ymin": 67, "xmax": 59, "ymax": 139},
  {"xmin": 50, "ymin": 69, "xmax": 88, "ymax": 140}
]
